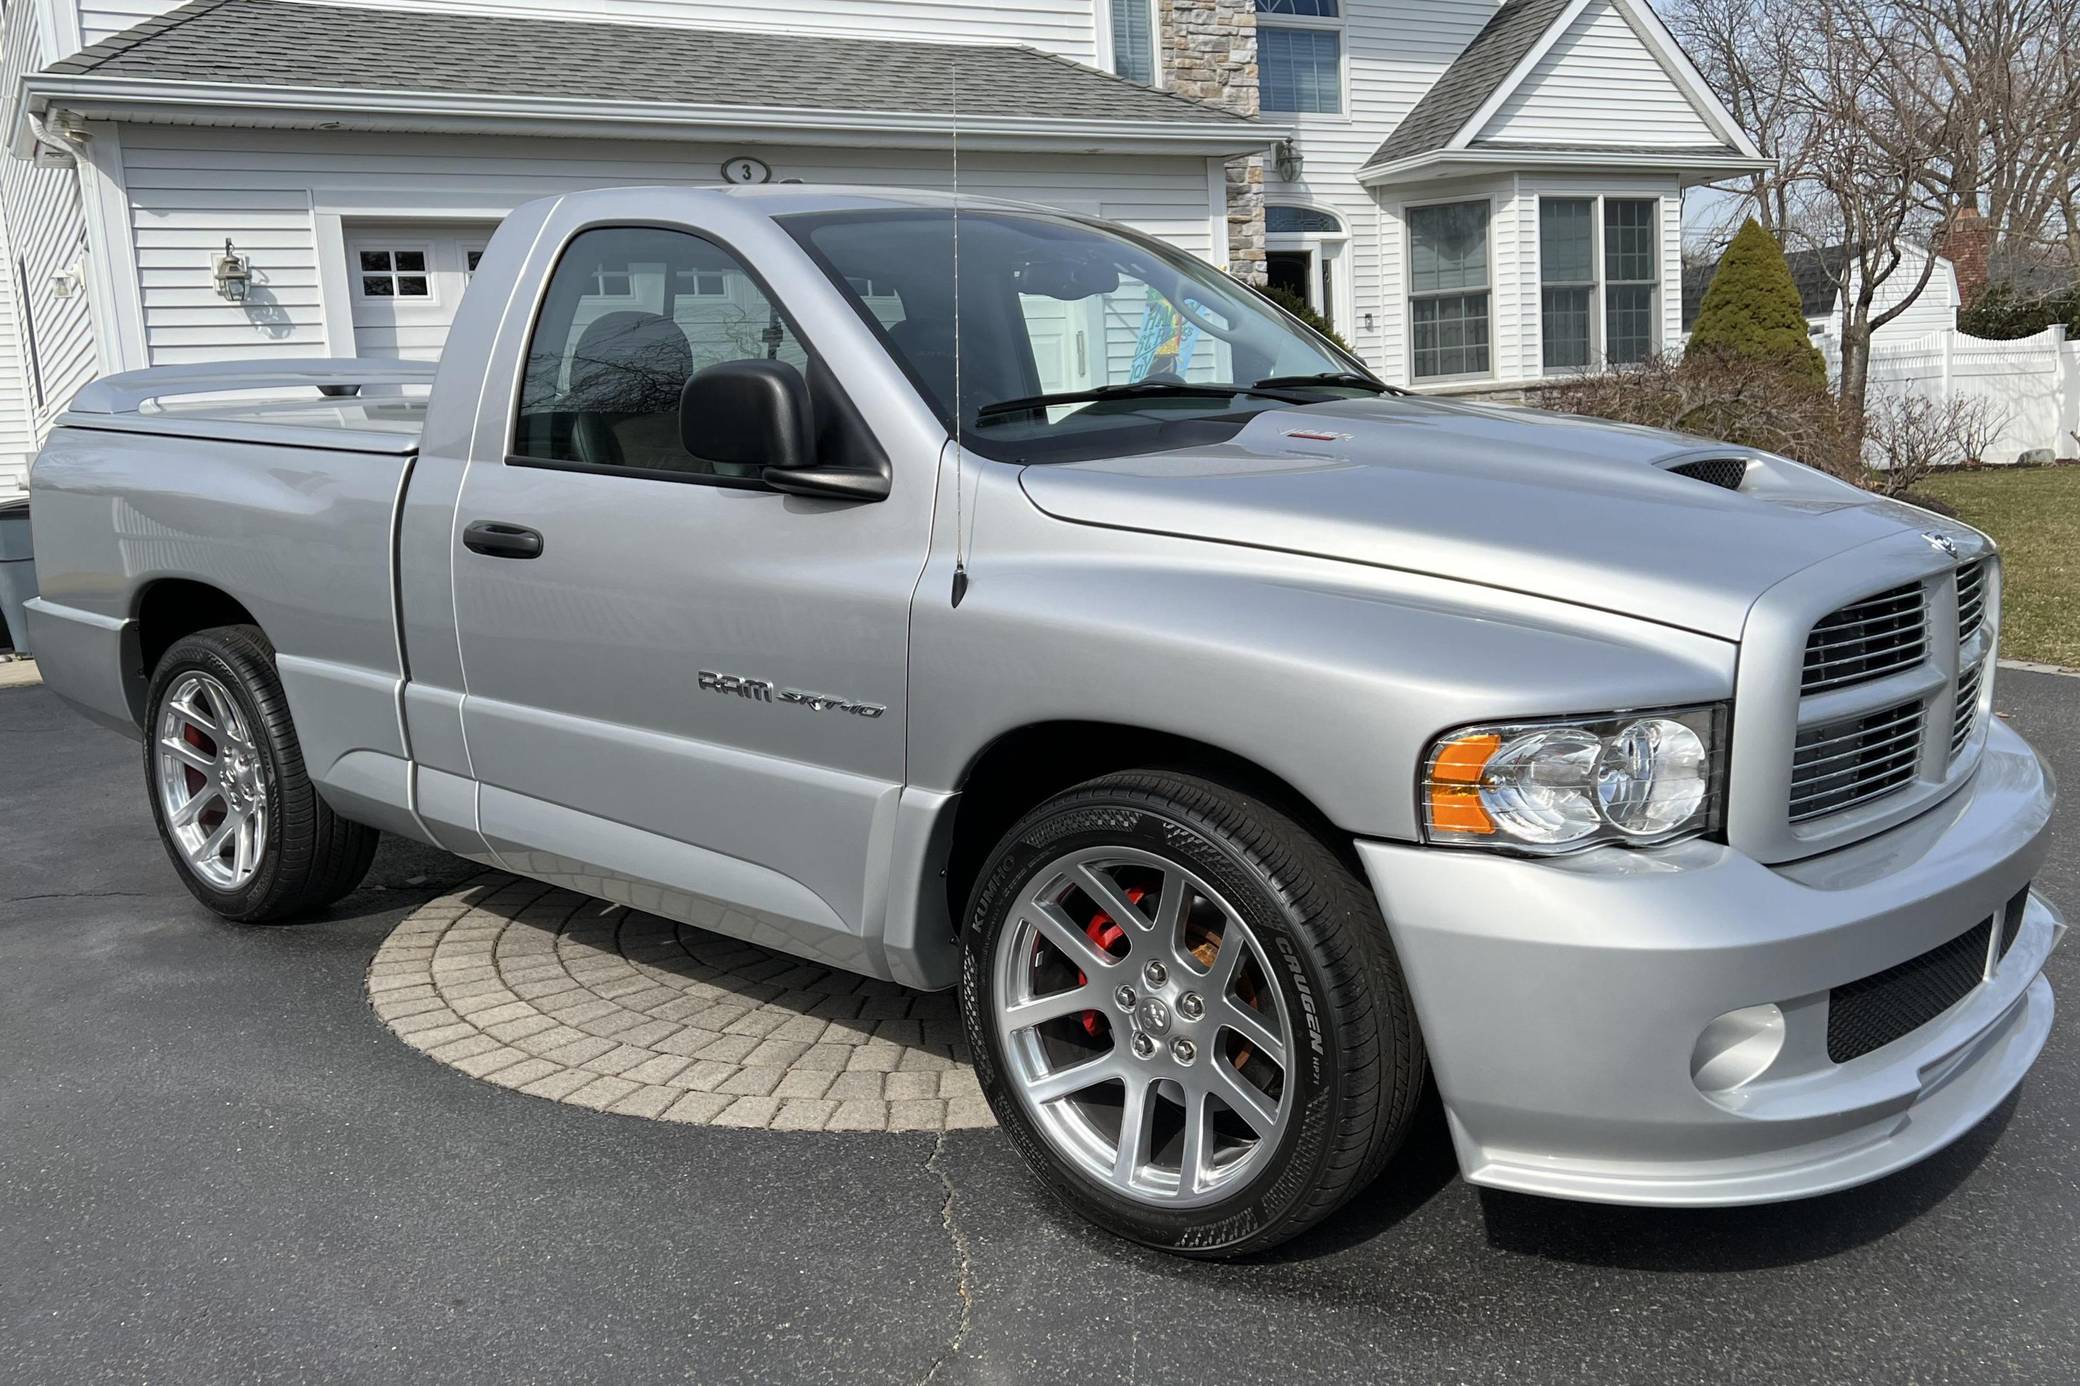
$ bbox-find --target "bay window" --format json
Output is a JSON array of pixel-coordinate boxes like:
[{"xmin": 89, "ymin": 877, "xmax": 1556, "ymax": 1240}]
[
  {"xmin": 1539, "ymin": 196, "xmax": 1662, "ymax": 372},
  {"xmin": 1408, "ymin": 200, "xmax": 1491, "ymax": 380}
]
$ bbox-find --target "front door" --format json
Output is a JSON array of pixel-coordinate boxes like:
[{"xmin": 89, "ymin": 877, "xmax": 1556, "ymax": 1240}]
[{"xmin": 446, "ymin": 224, "xmax": 928, "ymax": 972}]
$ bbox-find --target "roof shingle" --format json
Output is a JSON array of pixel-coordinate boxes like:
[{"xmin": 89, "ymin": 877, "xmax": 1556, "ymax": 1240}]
[
  {"xmin": 49, "ymin": 0, "xmax": 1254, "ymax": 128},
  {"xmin": 1364, "ymin": 0, "xmax": 1572, "ymax": 168}
]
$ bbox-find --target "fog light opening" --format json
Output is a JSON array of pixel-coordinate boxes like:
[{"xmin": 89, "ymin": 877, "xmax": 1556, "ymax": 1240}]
[{"xmin": 1691, "ymin": 1003, "xmax": 1787, "ymax": 1093}]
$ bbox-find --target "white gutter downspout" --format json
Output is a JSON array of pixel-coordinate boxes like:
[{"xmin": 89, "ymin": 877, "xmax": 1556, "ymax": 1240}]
[{"xmin": 24, "ymin": 109, "xmax": 80, "ymax": 167}]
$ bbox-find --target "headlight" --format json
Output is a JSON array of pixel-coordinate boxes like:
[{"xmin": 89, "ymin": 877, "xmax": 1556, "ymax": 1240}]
[{"xmin": 1422, "ymin": 705, "xmax": 1726, "ymax": 854}]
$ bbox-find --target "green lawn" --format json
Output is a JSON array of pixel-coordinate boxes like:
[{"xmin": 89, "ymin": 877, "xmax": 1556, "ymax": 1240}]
[{"xmin": 1921, "ymin": 467, "xmax": 2080, "ymax": 668}]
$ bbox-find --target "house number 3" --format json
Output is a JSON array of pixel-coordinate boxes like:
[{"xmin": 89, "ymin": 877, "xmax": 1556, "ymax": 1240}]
[{"xmin": 721, "ymin": 157, "xmax": 773, "ymax": 185}]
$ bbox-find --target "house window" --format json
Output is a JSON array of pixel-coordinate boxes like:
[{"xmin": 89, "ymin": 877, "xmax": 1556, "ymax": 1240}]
[
  {"xmin": 1540, "ymin": 200, "xmax": 1596, "ymax": 371},
  {"xmin": 1604, "ymin": 199, "xmax": 1659, "ymax": 364},
  {"xmin": 465, "ymin": 248, "xmax": 484, "ymax": 277},
  {"xmin": 1109, "ymin": 0, "xmax": 1156, "ymax": 85},
  {"xmin": 1538, "ymin": 197, "xmax": 1662, "ymax": 371},
  {"xmin": 358, "ymin": 249, "xmax": 430, "ymax": 298},
  {"xmin": 1266, "ymin": 205, "xmax": 1341, "ymax": 234},
  {"xmin": 1408, "ymin": 201, "xmax": 1490, "ymax": 380},
  {"xmin": 1257, "ymin": 1, "xmax": 1341, "ymax": 114}
]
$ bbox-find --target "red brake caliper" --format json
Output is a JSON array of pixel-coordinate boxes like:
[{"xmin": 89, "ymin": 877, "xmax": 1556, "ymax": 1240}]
[
  {"xmin": 182, "ymin": 724, "xmax": 212, "ymax": 796},
  {"xmin": 1077, "ymin": 886, "xmax": 1144, "ymax": 1037}
]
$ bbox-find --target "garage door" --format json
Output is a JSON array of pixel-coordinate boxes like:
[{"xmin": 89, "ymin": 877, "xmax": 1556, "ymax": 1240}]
[{"xmin": 346, "ymin": 223, "xmax": 497, "ymax": 360}]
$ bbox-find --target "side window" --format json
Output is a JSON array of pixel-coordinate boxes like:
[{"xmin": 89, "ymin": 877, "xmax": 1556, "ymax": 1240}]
[{"xmin": 513, "ymin": 226, "xmax": 811, "ymax": 478}]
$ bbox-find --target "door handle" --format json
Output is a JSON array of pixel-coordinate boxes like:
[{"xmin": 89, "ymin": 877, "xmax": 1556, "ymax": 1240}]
[{"xmin": 462, "ymin": 520, "xmax": 544, "ymax": 560}]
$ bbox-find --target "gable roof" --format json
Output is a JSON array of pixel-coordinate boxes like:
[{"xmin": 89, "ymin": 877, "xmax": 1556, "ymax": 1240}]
[
  {"xmin": 1681, "ymin": 246, "xmax": 1847, "ymax": 329},
  {"xmin": 40, "ymin": 0, "xmax": 1254, "ymax": 132},
  {"xmin": 1360, "ymin": 0, "xmax": 1763, "ymax": 180},
  {"xmin": 1368, "ymin": 0, "xmax": 1572, "ymax": 168}
]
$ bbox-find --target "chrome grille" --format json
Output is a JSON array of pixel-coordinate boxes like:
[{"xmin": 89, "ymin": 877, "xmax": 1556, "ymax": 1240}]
[
  {"xmin": 1956, "ymin": 560, "xmax": 1988, "ymax": 643},
  {"xmin": 1801, "ymin": 584, "xmax": 1927, "ymax": 695},
  {"xmin": 1789, "ymin": 700, "xmax": 1924, "ymax": 823}
]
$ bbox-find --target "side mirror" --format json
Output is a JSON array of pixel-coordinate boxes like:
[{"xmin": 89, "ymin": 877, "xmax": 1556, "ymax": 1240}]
[{"xmin": 680, "ymin": 358, "xmax": 814, "ymax": 473}]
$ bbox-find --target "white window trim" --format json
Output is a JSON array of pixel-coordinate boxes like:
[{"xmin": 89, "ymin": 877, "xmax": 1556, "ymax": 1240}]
[
  {"xmin": 1534, "ymin": 193, "xmax": 1664, "ymax": 375},
  {"xmin": 348, "ymin": 240, "xmax": 440, "ymax": 306},
  {"xmin": 1096, "ymin": 0, "xmax": 1162, "ymax": 88},
  {"xmin": 1257, "ymin": 2, "xmax": 1348, "ymax": 120},
  {"xmin": 1264, "ymin": 203, "xmax": 1352, "ymax": 330},
  {"xmin": 1402, "ymin": 193, "xmax": 1499, "ymax": 385}
]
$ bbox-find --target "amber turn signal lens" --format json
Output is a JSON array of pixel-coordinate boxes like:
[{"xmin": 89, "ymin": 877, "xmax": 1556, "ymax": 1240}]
[{"xmin": 1426, "ymin": 733, "xmax": 1499, "ymax": 835}]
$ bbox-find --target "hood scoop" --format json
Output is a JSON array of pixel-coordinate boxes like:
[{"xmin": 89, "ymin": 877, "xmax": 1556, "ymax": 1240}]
[{"xmin": 1665, "ymin": 457, "xmax": 1752, "ymax": 491}]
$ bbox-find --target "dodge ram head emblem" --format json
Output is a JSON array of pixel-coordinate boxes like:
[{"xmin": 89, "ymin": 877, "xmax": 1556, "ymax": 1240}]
[{"xmin": 1923, "ymin": 531, "xmax": 1960, "ymax": 558}]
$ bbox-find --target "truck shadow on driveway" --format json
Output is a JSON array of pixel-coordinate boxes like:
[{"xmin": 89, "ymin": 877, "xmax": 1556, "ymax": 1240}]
[
  {"xmin": 1472, "ymin": 1090, "xmax": 2019, "ymax": 1272},
  {"xmin": 1251, "ymin": 1083, "xmax": 2019, "ymax": 1270}
]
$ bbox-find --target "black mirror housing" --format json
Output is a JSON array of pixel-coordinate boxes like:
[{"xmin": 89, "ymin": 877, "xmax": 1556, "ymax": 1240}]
[{"xmin": 680, "ymin": 359, "xmax": 814, "ymax": 473}]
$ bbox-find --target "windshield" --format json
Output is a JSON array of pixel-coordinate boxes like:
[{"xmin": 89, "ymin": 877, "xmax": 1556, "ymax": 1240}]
[{"xmin": 783, "ymin": 207, "xmax": 1378, "ymax": 462}]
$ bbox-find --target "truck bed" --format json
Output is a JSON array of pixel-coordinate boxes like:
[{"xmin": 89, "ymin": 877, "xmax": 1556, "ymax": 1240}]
[{"xmin": 61, "ymin": 358, "xmax": 434, "ymax": 456}]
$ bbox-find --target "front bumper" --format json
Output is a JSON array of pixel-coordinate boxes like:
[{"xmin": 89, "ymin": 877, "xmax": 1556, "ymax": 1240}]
[{"xmin": 1358, "ymin": 715, "xmax": 2062, "ymax": 1206}]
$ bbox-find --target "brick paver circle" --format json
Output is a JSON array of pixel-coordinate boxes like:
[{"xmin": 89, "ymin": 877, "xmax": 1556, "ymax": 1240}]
[{"xmin": 366, "ymin": 873, "xmax": 996, "ymax": 1133}]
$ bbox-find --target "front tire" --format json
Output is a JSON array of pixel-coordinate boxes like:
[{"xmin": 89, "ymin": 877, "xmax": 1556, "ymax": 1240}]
[
  {"xmin": 144, "ymin": 625, "xmax": 378, "ymax": 923},
  {"xmin": 959, "ymin": 770, "xmax": 1425, "ymax": 1257}
]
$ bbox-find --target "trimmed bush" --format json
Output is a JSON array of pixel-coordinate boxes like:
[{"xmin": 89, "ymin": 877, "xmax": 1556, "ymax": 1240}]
[
  {"xmin": 1689, "ymin": 220, "xmax": 1828, "ymax": 387},
  {"xmin": 1541, "ymin": 350, "xmax": 1852, "ymax": 478},
  {"xmin": 1956, "ymin": 278, "xmax": 2080, "ymax": 340},
  {"xmin": 1264, "ymin": 285, "xmax": 1355, "ymax": 355}
]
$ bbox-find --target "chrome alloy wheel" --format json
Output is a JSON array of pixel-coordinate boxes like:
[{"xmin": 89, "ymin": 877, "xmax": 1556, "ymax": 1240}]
[
  {"xmin": 154, "ymin": 671, "xmax": 269, "ymax": 892},
  {"xmin": 992, "ymin": 846, "xmax": 1295, "ymax": 1208}
]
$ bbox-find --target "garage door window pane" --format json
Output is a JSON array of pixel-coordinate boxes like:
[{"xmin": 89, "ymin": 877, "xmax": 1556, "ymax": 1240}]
[
  {"xmin": 515, "ymin": 226, "xmax": 809, "ymax": 478},
  {"xmin": 357, "ymin": 248, "xmax": 432, "ymax": 299}
]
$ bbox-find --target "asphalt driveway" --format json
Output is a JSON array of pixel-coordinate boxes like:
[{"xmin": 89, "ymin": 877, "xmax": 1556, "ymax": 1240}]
[{"xmin": 3, "ymin": 669, "xmax": 2077, "ymax": 1385}]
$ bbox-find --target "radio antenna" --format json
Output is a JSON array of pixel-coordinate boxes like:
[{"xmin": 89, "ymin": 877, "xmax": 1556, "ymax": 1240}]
[{"xmin": 950, "ymin": 51, "xmax": 969, "ymax": 608}]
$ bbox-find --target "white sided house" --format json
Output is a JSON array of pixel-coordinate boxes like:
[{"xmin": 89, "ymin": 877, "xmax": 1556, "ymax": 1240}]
[{"xmin": 0, "ymin": 0, "xmax": 1764, "ymax": 489}]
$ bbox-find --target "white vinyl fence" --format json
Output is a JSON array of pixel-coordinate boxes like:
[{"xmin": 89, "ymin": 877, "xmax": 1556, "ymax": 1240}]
[{"xmin": 1852, "ymin": 324, "xmax": 2080, "ymax": 463}]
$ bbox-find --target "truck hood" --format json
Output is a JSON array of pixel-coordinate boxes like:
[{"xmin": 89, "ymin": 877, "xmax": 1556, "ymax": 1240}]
[{"xmin": 1016, "ymin": 396, "xmax": 1960, "ymax": 640}]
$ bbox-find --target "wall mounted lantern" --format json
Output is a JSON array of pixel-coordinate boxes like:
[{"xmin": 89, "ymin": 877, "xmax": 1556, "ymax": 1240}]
[
  {"xmin": 1274, "ymin": 138, "xmax": 1303, "ymax": 183},
  {"xmin": 47, "ymin": 263, "xmax": 82, "ymax": 299},
  {"xmin": 211, "ymin": 240, "xmax": 251, "ymax": 302}
]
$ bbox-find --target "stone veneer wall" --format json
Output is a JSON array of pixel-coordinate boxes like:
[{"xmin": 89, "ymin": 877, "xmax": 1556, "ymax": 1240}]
[{"xmin": 1159, "ymin": 0, "xmax": 1264, "ymax": 283}]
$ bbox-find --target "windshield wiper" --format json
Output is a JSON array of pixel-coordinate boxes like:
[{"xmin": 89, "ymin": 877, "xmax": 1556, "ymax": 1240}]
[
  {"xmin": 974, "ymin": 379, "xmax": 1319, "ymax": 421},
  {"xmin": 1252, "ymin": 371, "xmax": 1400, "ymax": 395}
]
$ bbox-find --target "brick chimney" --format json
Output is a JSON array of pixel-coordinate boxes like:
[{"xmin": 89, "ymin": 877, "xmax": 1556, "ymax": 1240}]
[
  {"xmin": 1937, "ymin": 206, "xmax": 1994, "ymax": 307},
  {"xmin": 1158, "ymin": 0, "xmax": 1264, "ymax": 283}
]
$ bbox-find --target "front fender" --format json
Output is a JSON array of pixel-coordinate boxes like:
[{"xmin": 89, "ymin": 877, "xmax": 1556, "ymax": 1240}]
[{"xmin": 909, "ymin": 470, "xmax": 1737, "ymax": 842}]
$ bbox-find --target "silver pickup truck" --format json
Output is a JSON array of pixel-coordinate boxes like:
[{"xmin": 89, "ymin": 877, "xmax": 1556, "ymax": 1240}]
[{"xmin": 26, "ymin": 185, "xmax": 2062, "ymax": 1256}]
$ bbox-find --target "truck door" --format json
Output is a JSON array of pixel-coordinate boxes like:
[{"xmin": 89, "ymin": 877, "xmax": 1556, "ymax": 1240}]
[{"xmin": 445, "ymin": 219, "xmax": 933, "ymax": 975}]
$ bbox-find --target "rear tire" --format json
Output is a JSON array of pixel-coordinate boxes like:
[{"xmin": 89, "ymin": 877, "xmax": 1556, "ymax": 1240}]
[
  {"xmin": 144, "ymin": 625, "xmax": 378, "ymax": 923},
  {"xmin": 959, "ymin": 769, "xmax": 1425, "ymax": 1257}
]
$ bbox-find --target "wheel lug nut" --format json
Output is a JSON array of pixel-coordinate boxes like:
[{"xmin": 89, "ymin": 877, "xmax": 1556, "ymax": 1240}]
[
  {"xmin": 1171, "ymin": 1038, "xmax": 1196, "ymax": 1064},
  {"xmin": 1132, "ymin": 1034, "xmax": 1157, "ymax": 1059},
  {"xmin": 1114, "ymin": 985, "xmax": 1137, "ymax": 1010},
  {"xmin": 1178, "ymin": 993, "xmax": 1204, "ymax": 1020},
  {"xmin": 1144, "ymin": 961, "xmax": 1167, "ymax": 987}
]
